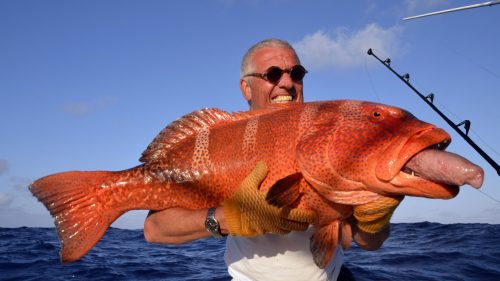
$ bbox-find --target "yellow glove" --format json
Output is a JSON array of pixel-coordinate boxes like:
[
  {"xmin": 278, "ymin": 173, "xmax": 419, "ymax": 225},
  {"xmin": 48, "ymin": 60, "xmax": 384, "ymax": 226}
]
[
  {"xmin": 223, "ymin": 161, "xmax": 317, "ymax": 237},
  {"xmin": 353, "ymin": 195, "xmax": 404, "ymax": 234}
]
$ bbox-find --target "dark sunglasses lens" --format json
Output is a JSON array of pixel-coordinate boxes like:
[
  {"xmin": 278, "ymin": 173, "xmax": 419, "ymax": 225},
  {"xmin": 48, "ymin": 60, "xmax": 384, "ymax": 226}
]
[
  {"xmin": 266, "ymin": 67, "xmax": 284, "ymax": 83},
  {"xmin": 290, "ymin": 65, "xmax": 306, "ymax": 82}
]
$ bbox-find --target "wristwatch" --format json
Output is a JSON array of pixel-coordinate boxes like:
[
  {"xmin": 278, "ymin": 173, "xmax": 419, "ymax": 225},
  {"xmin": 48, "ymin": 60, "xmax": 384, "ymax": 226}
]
[{"xmin": 204, "ymin": 207, "xmax": 226, "ymax": 238}]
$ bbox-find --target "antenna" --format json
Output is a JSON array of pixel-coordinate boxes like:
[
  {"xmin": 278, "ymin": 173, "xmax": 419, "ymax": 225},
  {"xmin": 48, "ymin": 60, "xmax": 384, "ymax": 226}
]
[{"xmin": 403, "ymin": 1, "xmax": 500, "ymax": 20}]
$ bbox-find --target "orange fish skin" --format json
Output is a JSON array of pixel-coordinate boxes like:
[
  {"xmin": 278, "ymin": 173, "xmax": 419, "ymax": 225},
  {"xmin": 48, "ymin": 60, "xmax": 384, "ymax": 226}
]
[
  {"xmin": 30, "ymin": 100, "xmax": 463, "ymax": 266},
  {"xmin": 295, "ymin": 101, "xmax": 457, "ymax": 203}
]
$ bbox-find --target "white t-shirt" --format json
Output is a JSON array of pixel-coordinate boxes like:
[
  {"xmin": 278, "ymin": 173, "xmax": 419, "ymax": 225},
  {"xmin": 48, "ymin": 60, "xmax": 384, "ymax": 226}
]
[{"xmin": 224, "ymin": 227, "xmax": 343, "ymax": 281}]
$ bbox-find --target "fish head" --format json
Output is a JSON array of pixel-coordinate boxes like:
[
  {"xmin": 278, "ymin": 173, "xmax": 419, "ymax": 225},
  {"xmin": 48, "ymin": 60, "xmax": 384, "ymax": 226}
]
[{"xmin": 297, "ymin": 100, "xmax": 459, "ymax": 203}]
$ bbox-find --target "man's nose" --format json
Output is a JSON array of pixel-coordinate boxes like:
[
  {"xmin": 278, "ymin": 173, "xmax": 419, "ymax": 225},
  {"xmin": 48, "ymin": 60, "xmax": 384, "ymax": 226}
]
[{"xmin": 278, "ymin": 72, "xmax": 293, "ymax": 89}]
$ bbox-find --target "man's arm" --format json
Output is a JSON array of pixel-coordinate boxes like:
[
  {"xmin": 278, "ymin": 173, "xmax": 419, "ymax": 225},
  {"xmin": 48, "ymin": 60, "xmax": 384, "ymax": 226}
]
[
  {"xmin": 349, "ymin": 195, "xmax": 404, "ymax": 250},
  {"xmin": 144, "ymin": 161, "xmax": 316, "ymax": 244},
  {"xmin": 144, "ymin": 207, "xmax": 389, "ymax": 251},
  {"xmin": 350, "ymin": 219, "xmax": 389, "ymax": 250},
  {"xmin": 144, "ymin": 207, "xmax": 228, "ymax": 244}
]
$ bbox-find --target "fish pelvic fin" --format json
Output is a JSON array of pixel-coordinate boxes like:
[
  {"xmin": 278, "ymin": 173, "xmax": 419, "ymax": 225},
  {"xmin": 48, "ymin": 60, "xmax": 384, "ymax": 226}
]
[
  {"xmin": 265, "ymin": 173, "xmax": 302, "ymax": 207},
  {"xmin": 310, "ymin": 221, "xmax": 341, "ymax": 269},
  {"xmin": 29, "ymin": 171, "xmax": 123, "ymax": 263}
]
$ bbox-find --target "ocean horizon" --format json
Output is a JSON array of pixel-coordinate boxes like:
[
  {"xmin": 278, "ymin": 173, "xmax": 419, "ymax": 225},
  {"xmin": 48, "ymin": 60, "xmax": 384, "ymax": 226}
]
[{"xmin": 1, "ymin": 222, "xmax": 499, "ymax": 280}]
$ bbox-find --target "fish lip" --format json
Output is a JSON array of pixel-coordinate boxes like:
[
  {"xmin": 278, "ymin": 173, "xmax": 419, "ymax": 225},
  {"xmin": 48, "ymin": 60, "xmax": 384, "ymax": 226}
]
[
  {"xmin": 378, "ymin": 127, "xmax": 459, "ymax": 199},
  {"xmin": 396, "ymin": 128, "xmax": 452, "ymax": 177},
  {"xmin": 391, "ymin": 170, "xmax": 460, "ymax": 198},
  {"xmin": 395, "ymin": 138, "xmax": 461, "ymax": 199},
  {"xmin": 399, "ymin": 140, "xmax": 451, "ymax": 177}
]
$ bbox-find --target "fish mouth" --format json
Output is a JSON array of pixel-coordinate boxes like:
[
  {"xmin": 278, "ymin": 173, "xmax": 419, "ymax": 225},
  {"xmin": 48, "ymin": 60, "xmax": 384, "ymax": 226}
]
[
  {"xmin": 392, "ymin": 140, "xmax": 459, "ymax": 199},
  {"xmin": 377, "ymin": 127, "xmax": 483, "ymax": 199},
  {"xmin": 400, "ymin": 141, "xmax": 449, "ymax": 178}
]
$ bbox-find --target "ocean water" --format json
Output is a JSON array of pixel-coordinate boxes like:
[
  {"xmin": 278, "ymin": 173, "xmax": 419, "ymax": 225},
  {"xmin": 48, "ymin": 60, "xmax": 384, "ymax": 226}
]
[{"xmin": 1, "ymin": 223, "xmax": 499, "ymax": 281}]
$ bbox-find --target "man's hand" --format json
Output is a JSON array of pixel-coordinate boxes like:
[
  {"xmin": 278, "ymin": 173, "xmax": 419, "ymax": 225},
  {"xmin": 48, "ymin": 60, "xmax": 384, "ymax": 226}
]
[
  {"xmin": 222, "ymin": 161, "xmax": 317, "ymax": 237},
  {"xmin": 353, "ymin": 195, "xmax": 404, "ymax": 234}
]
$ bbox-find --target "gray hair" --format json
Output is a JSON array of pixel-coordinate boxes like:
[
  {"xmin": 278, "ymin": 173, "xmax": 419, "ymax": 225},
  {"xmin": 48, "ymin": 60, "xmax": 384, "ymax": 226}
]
[{"xmin": 240, "ymin": 38, "xmax": 300, "ymax": 79}]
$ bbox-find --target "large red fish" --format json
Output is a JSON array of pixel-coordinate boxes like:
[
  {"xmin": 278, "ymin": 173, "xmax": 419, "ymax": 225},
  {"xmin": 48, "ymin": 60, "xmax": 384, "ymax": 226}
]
[{"xmin": 29, "ymin": 100, "xmax": 484, "ymax": 268}]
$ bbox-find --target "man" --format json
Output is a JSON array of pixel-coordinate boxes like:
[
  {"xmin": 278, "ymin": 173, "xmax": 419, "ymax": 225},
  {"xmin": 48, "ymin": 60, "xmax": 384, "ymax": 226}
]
[{"xmin": 144, "ymin": 39, "xmax": 401, "ymax": 280}]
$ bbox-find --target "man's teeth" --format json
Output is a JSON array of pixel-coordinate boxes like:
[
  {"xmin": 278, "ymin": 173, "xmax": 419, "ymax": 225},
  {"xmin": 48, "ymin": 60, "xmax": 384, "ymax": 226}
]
[{"xmin": 271, "ymin": 96, "xmax": 293, "ymax": 103}]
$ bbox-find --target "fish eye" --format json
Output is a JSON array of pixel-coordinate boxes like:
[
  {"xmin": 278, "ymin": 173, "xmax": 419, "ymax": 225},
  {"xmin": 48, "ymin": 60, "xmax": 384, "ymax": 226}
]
[{"xmin": 373, "ymin": 111, "xmax": 381, "ymax": 117}]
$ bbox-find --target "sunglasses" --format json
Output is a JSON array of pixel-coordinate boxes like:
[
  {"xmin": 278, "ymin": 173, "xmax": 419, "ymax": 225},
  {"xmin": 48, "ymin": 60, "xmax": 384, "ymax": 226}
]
[{"xmin": 244, "ymin": 65, "xmax": 308, "ymax": 84}]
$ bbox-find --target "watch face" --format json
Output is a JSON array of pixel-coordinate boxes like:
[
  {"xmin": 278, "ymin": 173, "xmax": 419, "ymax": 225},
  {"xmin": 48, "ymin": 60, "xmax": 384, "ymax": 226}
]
[
  {"xmin": 205, "ymin": 218, "xmax": 218, "ymax": 231},
  {"xmin": 205, "ymin": 208, "xmax": 223, "ymax": 237}
]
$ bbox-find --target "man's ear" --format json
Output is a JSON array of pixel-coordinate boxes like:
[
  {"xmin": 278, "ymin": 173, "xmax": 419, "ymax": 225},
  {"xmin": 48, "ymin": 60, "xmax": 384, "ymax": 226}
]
[{"xmin": 240, "ymin": 79, "xmax": 252, "ymax": 103}]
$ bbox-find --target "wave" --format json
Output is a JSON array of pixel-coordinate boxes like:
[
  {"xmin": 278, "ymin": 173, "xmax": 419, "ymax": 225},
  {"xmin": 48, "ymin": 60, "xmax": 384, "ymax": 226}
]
[{"xmin": 1, "ymin": 223, "xmax": 499, "ymax": 280}]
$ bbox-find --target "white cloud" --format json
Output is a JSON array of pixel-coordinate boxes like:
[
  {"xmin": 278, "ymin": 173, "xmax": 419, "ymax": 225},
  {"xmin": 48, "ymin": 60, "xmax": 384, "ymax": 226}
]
[
  {"xmin": 0, "ymin": 193, "xmax": 13, "ymax": 206},
  {"xmin": 0, "ymin": 159, "xmax": 8, "ymax": 175},
  {"xmin": 63, "ymin": 96, "xmax": 118, "ymax": 117},
  {"xmin": 63, "ymin": 102, "xmax": 92, "ymax": 116},
  {"xmin": 293, "ymin": 23, "xmax": 404, "ymax": 71}
]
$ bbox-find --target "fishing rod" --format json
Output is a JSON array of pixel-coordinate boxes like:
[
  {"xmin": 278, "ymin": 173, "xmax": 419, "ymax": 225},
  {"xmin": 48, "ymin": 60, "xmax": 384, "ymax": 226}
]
[
  {"xmin": 402, "ymin": 0, "xmax": 500, "ymax": 20},
  {"xmin": 367, "ymin": 48, "xmax": 500, "ymax": 176}
]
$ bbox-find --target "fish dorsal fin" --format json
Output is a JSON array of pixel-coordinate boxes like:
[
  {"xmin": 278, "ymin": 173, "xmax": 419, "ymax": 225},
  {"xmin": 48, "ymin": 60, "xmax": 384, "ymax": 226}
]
[{"xmin": 139, "ymin": 107, "xmax": 276, "ymax": 163}]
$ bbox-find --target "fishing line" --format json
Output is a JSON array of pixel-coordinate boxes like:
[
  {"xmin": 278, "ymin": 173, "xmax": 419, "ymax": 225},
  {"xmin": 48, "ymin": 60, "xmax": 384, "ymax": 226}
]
[
  {"xmin": 433, "ymin": 99, "xmax": 500, "ymax": 159},
  {"xmin": 414, "ymin": 35, "xmax": 500, "ymax": 159},
  {"xmin": 476, "ymin": 189, "xmax": 500, "ymax": 205},
  {"xmin": 396, "ymin": 32, "xmax": 500, "ymax": 160},
  {"xmin": 367, "ymin": 48, "xmax": 500, "ymax": 204},
  {"xmin": 402, "ymin": 81, "xmax": 500, "ymax": 204},
  {"xmin": 367, "ymin": 48, "xmax": 500, "ymax": 176},
  {"xmin": 406, "ymin": 75, "xmax": 500, "ymax": 160},
  {"xmin": 363, "ymin": 49, "xmax": 381, "ymax": 102},
  {"xmin": 442, "ymin": 43, "xmax": 500, "ymax": 81},
  {"xmin": 422, "ymin": 20, "xmax": 500, "ymax": 82},
  {"xmin": 406, "ymin": 72, "xmax": 500, "ymax": 160}
]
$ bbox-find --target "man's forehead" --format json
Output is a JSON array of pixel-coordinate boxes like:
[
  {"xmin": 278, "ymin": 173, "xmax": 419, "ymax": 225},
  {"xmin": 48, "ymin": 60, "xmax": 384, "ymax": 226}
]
[{"xmin": 253, "ymin": 47, "xmax": 298, "ymax": 66}]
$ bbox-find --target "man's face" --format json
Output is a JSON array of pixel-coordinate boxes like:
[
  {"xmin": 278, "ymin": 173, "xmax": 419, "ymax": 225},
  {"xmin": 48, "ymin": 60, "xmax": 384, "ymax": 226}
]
[{"xmin": 241, "ymin": 47, "xmax": 304, "ymax": 110}]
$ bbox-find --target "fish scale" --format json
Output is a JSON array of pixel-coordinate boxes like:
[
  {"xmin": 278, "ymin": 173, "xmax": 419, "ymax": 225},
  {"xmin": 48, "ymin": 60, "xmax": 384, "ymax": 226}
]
[{"xmin": 29, "ymin": 100, "xmax": 483, "ymax": 268}]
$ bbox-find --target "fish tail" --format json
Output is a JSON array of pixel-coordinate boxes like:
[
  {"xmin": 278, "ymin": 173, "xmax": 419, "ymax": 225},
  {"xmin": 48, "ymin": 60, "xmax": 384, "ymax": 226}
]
[{"xmin": 29, "ymin": 170, "xmax": 124, "ymax": 263}]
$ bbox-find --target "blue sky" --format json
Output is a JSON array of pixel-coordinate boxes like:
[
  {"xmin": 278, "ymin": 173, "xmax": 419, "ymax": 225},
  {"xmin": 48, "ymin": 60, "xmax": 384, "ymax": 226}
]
[{"xmin": 1, "ymin": 0, "xmax": 499, "ymax": 229}]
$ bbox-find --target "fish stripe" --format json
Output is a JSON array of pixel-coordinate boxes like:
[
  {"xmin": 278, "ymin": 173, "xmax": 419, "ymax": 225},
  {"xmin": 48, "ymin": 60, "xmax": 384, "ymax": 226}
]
[
  {"xmin": 192, "ymin": 127, "xmax": 213, "ymax": 177},
  {"xmin": 242, "ymin": 118, "xmax": 259, "ymax": 160},
  {"xmin": 299, "ymin": 103, "xmax": 319, "ymax": 137}
]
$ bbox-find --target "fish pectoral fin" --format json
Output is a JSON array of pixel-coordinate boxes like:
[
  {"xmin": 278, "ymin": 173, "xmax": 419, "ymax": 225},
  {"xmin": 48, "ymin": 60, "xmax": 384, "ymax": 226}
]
[
  {"xmin": 310, "ymin": 221, "xmax": 341, "ymax": 269},
  {"xmin": 265, "ymin": 173, "xmax": 303, "ymax": 207},
  {"xmin": 301, "ymin": 169, "xmax": 383, "ymax": 205}
]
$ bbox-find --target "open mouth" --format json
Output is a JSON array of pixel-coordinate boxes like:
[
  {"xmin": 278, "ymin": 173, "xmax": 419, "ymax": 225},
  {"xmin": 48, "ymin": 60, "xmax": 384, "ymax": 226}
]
[
  {"xmin": 398, "ymin": 139, "xmax": 483, "ymax": 191},
  {"xmin": 271, "ymin": 95, "xmax": 293, "ymax": 103},
  {"xmin": 401, "ymin": 140, "xmax": 450, "ymax": 178},
  {"xmin": 375, "ymin": 126, "xmax": 484, "ymax": 199}
]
